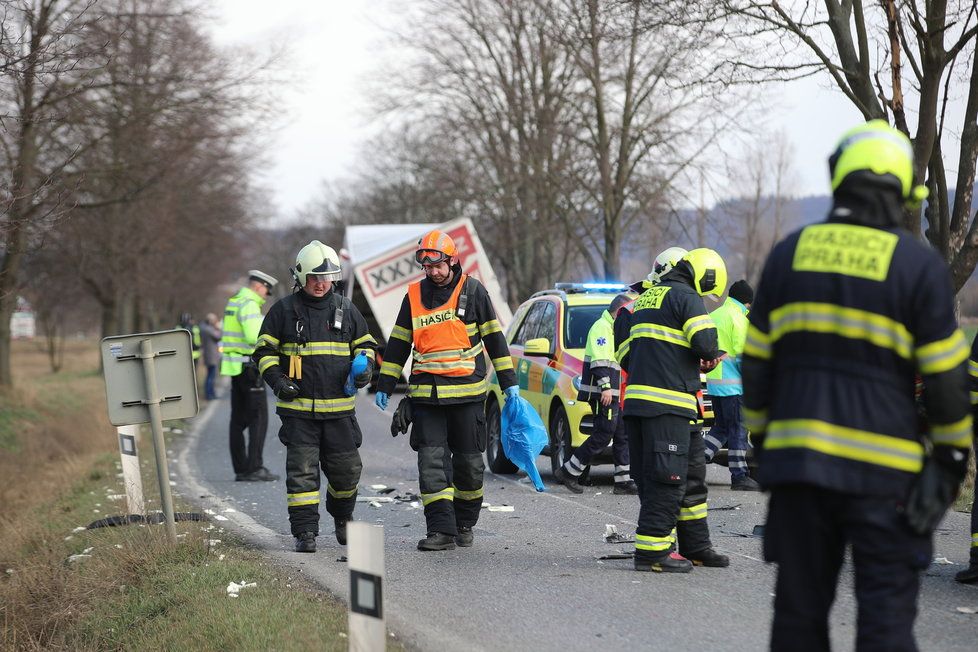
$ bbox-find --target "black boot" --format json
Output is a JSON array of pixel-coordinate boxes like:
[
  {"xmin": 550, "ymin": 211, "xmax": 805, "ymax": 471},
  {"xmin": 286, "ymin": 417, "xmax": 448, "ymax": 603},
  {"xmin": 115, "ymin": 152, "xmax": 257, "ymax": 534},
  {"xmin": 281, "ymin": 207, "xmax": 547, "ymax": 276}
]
[
  {"xmin": 955, "ymin": 564, "xmax": 978, "ymax": 584},
  {"xmin": 634, "ymin": 551, "xmax": 693, "ymax": 573},
  {"xmin": 334, "ymin": 517, "xmax": 352, "ymax": 545},
  {"xmin": 294, "ymin": 531, "xmax": 317, "ymax": 553},
  {"xmin": 417, "ymin": 532, "xmax": 456, "ymax": 551},
  {"xmin": 554, "ymin": 467, "xmax": 584, "ymax": 494},
  {"xmin": 686, "ymin": 547, "xmax": 730, "ymax": 568},
  {"xmin": 455, "ymin": 526, "xmax": 474, "ymax": 548},
  {"xmin": 613, "ymin": 481, "xmax": 639, "ymax": 495}
]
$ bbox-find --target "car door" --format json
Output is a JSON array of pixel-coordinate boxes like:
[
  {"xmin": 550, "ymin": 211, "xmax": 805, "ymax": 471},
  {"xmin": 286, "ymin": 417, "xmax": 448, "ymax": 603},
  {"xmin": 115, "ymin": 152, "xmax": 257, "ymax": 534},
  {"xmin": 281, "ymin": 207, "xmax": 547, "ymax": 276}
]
[{"xmin": 511, "ymin": 301, "xmax": 547, "ymax": 413}]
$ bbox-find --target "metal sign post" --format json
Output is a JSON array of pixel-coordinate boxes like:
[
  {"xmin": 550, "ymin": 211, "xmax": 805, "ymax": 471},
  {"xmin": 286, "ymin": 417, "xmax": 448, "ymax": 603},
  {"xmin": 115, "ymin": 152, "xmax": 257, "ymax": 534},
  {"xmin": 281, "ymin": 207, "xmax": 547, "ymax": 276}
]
[
  {"xmin": 348, "ymin": 523, "xmax": 386, "ymax": 651},
  {"xmin": 101, "ymin": 330, "xmax": 198, "ymax": 544},
  {"xmin": 117, "ymin": 424, "xmax": 145, "ymax": 517}
]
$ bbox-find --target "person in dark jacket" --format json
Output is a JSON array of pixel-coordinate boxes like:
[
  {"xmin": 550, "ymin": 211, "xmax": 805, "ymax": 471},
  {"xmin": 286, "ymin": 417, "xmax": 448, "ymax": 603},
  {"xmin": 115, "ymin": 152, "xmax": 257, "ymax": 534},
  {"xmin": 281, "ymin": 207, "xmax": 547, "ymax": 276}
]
[
  {"xmin": 615, "ymin": 248, "xmax": 730, "ymax": 573},
  {"xmin": 742, "ymin": 120, "xmax": 972, "ymax": 650},
  {"xmin": 253, "ymin": 240, "xmax": 377, "ymax": 553},
  {"xmin": 375, "ymin": 230, "xmax": 519, "ymax": 551}
]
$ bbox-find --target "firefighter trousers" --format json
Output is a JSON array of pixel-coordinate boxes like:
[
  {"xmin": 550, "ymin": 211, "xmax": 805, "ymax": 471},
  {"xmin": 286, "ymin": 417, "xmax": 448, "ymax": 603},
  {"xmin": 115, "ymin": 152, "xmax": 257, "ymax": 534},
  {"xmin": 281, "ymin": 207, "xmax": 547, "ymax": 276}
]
[
  {"xmin": 564, "ymin": 402, "xmax": 630, "ymax": 482},
  {"xmin": 626, "ymin": 414, "xmax": 712, "ymax": 561},
  {"xmin": 229, "ymin": 365, "xmax": 269, "ymax": 475},
  {"xmin": 277, "ymin": 415, "xmax": 363, "ymax": 537},
  {"xmin": 764, "ymin": 484, "xmax": 932, "ymax": 652},
  {"xmin": 413, "ymin": 401, "xmax": 486, "ymax": 536}
]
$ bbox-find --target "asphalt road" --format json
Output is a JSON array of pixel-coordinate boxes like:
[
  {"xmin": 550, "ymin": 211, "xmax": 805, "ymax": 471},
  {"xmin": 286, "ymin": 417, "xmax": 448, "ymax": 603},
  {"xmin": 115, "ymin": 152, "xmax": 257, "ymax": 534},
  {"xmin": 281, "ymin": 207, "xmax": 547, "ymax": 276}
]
[{"xmin": 174, "ymin": 387, "xmax": 978, "ymax": 651}]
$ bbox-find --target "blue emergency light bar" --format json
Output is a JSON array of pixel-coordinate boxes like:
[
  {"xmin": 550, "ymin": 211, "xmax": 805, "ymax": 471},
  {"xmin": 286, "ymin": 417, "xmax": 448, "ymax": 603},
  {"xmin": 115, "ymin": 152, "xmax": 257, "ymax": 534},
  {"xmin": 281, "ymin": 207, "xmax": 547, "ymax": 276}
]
[{"xmin": 554, "ymin": 282, "xmax": 629, "ymax": 293}]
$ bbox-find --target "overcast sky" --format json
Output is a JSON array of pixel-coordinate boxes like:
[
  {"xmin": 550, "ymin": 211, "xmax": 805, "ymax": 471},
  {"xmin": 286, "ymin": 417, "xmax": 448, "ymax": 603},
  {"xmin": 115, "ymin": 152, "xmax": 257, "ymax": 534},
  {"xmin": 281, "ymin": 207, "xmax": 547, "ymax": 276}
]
[{"xmin": 208, "ymin": 1, "xmax": 880, "ymax": 219}]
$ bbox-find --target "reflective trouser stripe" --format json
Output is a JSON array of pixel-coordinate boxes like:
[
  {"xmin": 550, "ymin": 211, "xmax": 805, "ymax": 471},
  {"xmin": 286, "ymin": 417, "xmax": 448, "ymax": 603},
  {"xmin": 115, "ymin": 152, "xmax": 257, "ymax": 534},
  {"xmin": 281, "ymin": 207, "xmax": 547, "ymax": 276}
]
[
  {"xmin": 287, "ymin": 491, "xmax": 319, "ymax": 507},
  {"xmin": 614, "ymin": 466, "xmax": 630, "ymax": 482},
  {"xmin": 972, "ymin": 533, "xmax": 978, "ymax": 547},
  {"xmin": 453, "ymin": 486, "xmax": 484, "ymax": 501},
  {"xmin": 635, "ymin": 533, "xmax": 673, "ymax": 552},
  {"xmin": 564, "ymin": 454, "xmax": 584, "ymax": 476},
  {"xmin": 421, "ymin": 488, "xmax": 454, "ymax": 505},
  {"xmin": 678, "ymin": 502, "xmax": 708, "ymax": 521},
  {"xmin": 326, "ymin": 484, "xmax": 357, "ymax": 499}
]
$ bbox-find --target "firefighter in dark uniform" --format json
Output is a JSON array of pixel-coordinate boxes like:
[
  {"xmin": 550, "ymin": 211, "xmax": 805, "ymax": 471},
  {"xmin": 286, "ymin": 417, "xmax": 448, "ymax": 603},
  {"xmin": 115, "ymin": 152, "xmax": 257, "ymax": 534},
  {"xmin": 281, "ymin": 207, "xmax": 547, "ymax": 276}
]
[
  {"xmin": 614, "ymin": 248, "xmax": 731, "ymax": 572},
  {"xmin": 375, "ymin": 230, "xmax": 519, "ymax": 551},
  {"xmin": 954, "ymin": 334, "xmax": 978, "ymax": 584},
  {"xmin": 253, "ymin": 240, "xmax": 377, "ymax": 553},
  {"xmin": 742, "ymin": 120, "xmax": 972, "ymax": 650},
  {"xmin": 554, "ymin": 293, "xmax": 637, "ymax": 494}
]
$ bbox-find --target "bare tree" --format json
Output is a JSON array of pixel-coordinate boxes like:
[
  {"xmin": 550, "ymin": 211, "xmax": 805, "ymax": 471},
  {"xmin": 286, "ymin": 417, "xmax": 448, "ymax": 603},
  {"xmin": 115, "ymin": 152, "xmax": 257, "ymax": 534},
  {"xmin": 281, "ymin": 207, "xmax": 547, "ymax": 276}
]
[
  {"xmin": 713, "ymin": 0, "xmax": 978, "ymax": 289},
  {"xmin": 0, "ymin": 0, "xmax": 102, "ymax": 387}
]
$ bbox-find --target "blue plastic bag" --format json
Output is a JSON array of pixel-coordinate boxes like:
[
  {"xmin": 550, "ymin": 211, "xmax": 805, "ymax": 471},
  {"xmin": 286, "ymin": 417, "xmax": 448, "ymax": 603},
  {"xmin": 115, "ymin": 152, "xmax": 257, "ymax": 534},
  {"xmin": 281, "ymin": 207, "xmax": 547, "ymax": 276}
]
[
  {"xmin": 500, "ymin": 395, "xmax": 547, "ymax": 492},
  {"xmin": 344, "ymin": 351, "xmax": 370, "ymax": 396}
]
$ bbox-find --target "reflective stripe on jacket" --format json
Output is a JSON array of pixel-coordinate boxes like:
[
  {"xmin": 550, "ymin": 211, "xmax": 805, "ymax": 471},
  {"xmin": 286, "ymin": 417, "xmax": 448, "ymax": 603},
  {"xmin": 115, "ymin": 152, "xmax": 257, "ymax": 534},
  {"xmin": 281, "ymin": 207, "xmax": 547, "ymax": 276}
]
[
  {"xmin": 706, "ymin": 297, "xmax": 748, "ymax": 396},
  {"xmin": 220, "ymin": 286, "xmax": 265, "ymax": 376}
]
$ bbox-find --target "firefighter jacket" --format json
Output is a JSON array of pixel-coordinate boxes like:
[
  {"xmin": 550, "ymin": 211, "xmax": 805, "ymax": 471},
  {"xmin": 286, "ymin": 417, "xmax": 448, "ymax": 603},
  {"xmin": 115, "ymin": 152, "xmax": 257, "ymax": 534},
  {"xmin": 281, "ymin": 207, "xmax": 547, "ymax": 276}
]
[
  {"xmin": 576, "ymin": 309, "xmax": 621, "ymax": 402},
  {"xmin": 614, "ymin": 265, "xmax": 719, "ymax": 420},
  {"xmin": 220, "ymin": 286, "xmax": 265, "ymax": 377},
  {"xmin": 705, "ymin": 297, "xmax": 748, "ymax": 397},
  {"xmin": 971, "ymin": 335, "xmax": 978, "ymax": 414},
  {"xmin": 376, "ymin": 264, "xmax": 517, "ymax": 405},
  {"xmin": 742, "ymin": 194, "xmax": 972, "ymax": 499},
  {"xmin": 253, "ymin": 289, "xmax": 377, "ymax": 420}
]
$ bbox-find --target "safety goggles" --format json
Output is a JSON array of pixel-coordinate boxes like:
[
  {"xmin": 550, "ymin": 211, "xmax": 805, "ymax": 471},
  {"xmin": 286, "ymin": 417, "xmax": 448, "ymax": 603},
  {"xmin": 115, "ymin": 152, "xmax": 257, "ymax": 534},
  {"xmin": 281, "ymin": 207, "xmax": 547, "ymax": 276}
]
[
  {"xmin": 307, "ymin": 273, "xmax": 333, "ymax": 283},
  {"xmin": 416, "ymin": 249, "xmax": 450, "ymax": 266}
]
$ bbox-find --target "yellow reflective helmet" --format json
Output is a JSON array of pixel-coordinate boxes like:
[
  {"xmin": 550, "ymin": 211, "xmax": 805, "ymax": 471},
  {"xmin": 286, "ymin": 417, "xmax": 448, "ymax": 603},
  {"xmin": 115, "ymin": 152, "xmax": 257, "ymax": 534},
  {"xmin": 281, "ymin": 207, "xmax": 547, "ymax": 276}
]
[
  {"xmin": 293, "ymin": 240, "xmax": 342, "ymax": 285},
  {"xmin": 649, "ymin": 246, "xmax": 689, "ymax": 283},
  {"xmin": 683, "ymin": 248, "xmax": 727, "ymax": 298},
  {"xmin": 828, "ymin": 120, "xmax": 928, "ymax": 204}
]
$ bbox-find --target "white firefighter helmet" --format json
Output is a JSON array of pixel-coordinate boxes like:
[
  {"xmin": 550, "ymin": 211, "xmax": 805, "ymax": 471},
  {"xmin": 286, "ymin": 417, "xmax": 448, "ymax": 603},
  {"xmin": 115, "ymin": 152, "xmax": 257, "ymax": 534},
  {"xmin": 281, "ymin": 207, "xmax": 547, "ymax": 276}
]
[
  {"xmin": 293, "ymin": 240, "xmax": 342, "ymax": 285},
  {"xmin": 648, "ymin": 246, "xmax": 689, "ymax": 283}
]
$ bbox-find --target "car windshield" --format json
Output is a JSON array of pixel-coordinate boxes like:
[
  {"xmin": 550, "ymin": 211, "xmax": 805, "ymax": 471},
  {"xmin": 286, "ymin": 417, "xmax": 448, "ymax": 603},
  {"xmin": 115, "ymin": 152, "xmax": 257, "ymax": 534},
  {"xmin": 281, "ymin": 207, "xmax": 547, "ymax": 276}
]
[{"xmin": 564, "ymin": 304, "xmax": 609, "ymax": 350}]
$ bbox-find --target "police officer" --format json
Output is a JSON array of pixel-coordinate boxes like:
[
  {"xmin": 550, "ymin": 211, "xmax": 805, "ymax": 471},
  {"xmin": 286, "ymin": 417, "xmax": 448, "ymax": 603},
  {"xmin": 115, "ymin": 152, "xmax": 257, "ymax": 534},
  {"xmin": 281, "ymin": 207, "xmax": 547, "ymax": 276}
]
[
  {"xmin": 375, "ymin": 230, "xmax": 519, "ymax": 551},
  {"xmin": 554, "ymin": 293, "xmax": 637, "ymax": 494},
  {"xmin": 704, "ymin": 279, "xmax": 760, "ymax": 491},
  {"xmin": 221, "ymin": 270, "xmax": 279, "ymax": 482},
  {"xmin": 742, "ymin": 120, "xmax": 972, "ymax": 649},
  {"xmin": 614, "ymin": 248, "xmax": 731, "ymax": 572},
  {"xmin": 954, "ymin": 334, "xmax": 978, "ymax": 584},
  {"xmin": 253, "ymin": 241, "xmax": 377, "ymax": 553}
]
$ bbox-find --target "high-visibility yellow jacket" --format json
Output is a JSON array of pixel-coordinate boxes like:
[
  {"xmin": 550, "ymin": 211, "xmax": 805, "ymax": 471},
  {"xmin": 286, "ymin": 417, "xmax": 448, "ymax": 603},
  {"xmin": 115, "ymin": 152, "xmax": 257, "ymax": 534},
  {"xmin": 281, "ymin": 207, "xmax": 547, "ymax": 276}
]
[
  {"xmin": 220, "ymin": 287, "xmax": 265, "ymax": 377},
  {"xmin": 706, "ymin": 297, "xmax": 748, "ymax": 397}
]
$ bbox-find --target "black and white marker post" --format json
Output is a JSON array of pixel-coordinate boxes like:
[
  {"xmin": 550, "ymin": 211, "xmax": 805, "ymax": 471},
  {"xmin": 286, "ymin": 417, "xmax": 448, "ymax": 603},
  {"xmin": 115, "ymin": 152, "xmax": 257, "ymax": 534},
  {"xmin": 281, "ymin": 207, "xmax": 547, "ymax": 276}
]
[{"xmin": 347, "ymin": 522, "xmax": 386, "ymax": 651}]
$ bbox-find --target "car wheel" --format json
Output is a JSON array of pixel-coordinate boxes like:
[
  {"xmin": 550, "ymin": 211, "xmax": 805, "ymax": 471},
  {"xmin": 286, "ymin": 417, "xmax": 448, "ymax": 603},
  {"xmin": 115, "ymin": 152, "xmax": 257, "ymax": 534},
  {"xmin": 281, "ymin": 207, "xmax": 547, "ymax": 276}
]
[
  {"xmin": 549, "ymin": 407, "xmax": 572, "ymax": 477},
  {"xmin": 485, "ymin": 398, "xmax": 518, "ymax": 474}
]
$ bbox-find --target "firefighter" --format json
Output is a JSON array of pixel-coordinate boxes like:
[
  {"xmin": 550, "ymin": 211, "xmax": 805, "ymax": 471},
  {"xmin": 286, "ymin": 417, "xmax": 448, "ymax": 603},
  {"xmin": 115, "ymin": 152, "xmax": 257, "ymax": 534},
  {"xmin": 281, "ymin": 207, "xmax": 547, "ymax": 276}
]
[
  {"xmin": 614, "ymin": 248, "xmax": 731, "ymax": 572},
  {"xmin": 253, "ymin": 241, "xmax": 377, "ymax": 553},
  {"xmin": 221, "ymin": 270, "xmax": 279, "ymax": 482},
  {"xmin": 954, "ymin": 334, "xmax": 978, "ymax": 584},
  {"xmin": 704, "ymin": 279, "xmax": 760, "ymax": 490},
  {"xmin": 555, "ymin": 293, "xmax": 637, "ymax": 494},
  {"xmin": 178, "ymin": 312, "xmax": 202, "ymax": 365},
  {"xmin": 742, "ymin": 120, "xmax": 972, "ymax": 650},
  {"xmin": 375, "ymin": 230, "xmax": 519, "ymax": 551}
]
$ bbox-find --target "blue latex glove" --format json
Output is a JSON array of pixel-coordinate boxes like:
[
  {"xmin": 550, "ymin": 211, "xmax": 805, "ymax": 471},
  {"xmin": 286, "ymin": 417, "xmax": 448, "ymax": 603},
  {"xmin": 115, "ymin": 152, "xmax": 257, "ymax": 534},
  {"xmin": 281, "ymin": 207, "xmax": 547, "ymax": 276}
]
[
  {"xmin": 504, "ymin": 386, "xmax": 520, "ymax": 402},
  {"xmin": 375, "ymin": 391, "xmax": 389, "ymax": 411}
]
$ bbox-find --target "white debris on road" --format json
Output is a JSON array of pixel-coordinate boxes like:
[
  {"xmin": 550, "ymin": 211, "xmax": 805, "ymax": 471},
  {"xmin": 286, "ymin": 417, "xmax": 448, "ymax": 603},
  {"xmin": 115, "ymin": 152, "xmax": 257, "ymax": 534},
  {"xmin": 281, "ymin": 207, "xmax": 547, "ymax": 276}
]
[{"xmin": 487, "ymin": 505, "xmax": 514, "ymax": 512}]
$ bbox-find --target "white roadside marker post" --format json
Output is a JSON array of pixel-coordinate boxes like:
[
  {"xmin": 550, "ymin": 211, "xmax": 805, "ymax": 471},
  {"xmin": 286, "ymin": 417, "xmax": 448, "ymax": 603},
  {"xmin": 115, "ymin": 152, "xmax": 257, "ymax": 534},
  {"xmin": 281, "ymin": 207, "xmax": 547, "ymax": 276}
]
[
  {"xmin": 347, "ymin": 522, "xmax": 386, "ymax": 651},
  {"xmin": 117, "ymin": 423, "xmax": 145, "ymax": 518}
]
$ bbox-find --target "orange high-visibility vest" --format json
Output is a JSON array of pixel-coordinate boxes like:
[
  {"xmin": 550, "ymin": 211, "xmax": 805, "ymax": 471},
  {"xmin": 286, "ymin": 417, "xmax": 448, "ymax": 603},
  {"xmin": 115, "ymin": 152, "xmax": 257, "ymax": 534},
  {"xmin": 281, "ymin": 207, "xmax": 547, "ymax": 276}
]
[{"xmin": 408, "ymin": 275, "xmax": 484, "ymax": 376}]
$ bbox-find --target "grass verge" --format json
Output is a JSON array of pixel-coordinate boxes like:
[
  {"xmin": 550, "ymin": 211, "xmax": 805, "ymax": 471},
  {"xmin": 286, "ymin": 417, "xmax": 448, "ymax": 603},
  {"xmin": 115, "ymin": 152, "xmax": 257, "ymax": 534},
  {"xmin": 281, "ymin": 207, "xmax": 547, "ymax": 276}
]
[{"xmin": 0, "ymin": 339, "xmax": 405, "ymax": 651}]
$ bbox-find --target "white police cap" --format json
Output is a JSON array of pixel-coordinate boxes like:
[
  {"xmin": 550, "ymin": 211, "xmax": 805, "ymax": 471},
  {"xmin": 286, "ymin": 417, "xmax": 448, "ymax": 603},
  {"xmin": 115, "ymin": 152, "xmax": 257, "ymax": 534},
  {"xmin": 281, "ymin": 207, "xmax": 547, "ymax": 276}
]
[{"xmin": 248, "ymin": 269, "xmax": 278, "ymax": 289}]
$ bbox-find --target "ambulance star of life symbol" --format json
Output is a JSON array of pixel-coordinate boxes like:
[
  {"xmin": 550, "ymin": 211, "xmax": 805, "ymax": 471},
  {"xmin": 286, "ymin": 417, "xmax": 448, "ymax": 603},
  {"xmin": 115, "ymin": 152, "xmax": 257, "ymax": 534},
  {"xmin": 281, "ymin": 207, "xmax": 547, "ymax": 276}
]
[{"xmin": 597, "ymin": 337, "xmax": 607, "ymax": 346}]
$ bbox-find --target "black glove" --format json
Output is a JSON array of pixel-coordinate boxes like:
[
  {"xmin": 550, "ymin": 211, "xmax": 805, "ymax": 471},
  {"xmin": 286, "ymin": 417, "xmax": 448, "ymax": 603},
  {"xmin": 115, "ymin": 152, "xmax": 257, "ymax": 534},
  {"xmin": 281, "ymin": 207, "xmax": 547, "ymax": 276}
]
[
  {"xmin": 390, "ymin": 397, "xmax": 412, "ymax": 438},
  {"xmin": 903, "ymin": 446, "xmax": 968, "ymax": 535},
  {"xmin": 272, "ymin": 376, "xmax": 300, "ymax": 401},
  {"xmin": 354, "ymin": 360, "xmax": 373, "ymax": 389}
]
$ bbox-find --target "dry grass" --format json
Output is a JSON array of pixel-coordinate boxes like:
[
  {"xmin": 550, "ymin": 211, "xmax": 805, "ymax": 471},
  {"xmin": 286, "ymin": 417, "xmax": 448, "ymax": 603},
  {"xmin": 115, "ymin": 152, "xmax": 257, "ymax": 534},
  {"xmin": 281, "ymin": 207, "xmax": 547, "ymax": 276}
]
[
  {"xmin": 0, "ymin": 339, "xmax": 112, "ymax": 519},
  {"xmin": 0, "ymin": 339, "xmax": 404, "ymax": 651}
]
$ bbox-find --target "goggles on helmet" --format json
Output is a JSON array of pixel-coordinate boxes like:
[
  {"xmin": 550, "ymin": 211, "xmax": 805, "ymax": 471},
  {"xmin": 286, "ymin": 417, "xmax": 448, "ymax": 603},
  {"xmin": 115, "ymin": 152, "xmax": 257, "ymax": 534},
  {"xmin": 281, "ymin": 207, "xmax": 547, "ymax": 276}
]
[
  {"xmin": 416, "ymin": 249, "xmax": 450, "ymax": 266},
  {"xmin": 307, "ymin": 273, "xmax": 333, "ymax": 283}
]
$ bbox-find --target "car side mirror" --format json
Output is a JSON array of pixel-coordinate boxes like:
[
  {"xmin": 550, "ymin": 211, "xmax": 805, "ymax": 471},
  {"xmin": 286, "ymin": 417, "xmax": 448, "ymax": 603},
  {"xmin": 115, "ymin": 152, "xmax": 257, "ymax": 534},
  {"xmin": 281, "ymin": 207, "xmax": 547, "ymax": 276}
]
[{"xmin": 524, "ymin": 337, "xmax": 552, "ymax": 358}]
